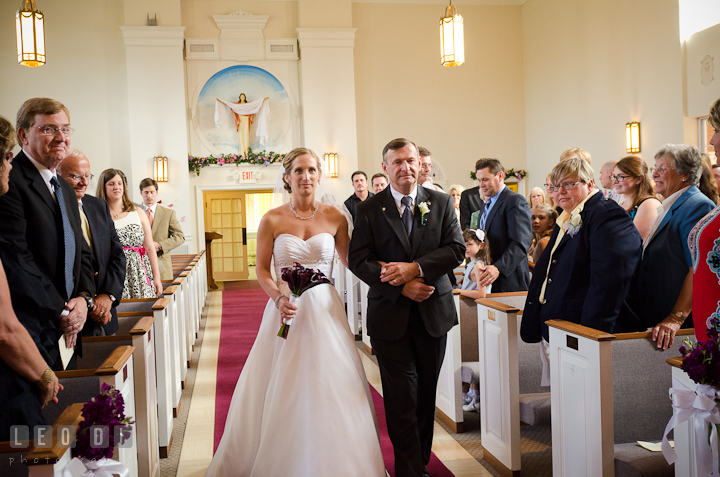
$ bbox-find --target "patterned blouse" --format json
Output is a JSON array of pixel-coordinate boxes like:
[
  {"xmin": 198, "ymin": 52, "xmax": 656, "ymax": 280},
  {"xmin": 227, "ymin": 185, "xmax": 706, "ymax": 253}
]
[{"xmin": 689, "ymin": 203, "xmax": 720, "ymax": 342}]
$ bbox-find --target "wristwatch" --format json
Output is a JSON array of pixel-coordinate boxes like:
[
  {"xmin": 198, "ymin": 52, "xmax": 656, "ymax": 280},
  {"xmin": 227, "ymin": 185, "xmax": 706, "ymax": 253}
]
[
  {"xmin": 79, "ymin": 293, "xmax": 94, "ymax": 310},
  {"xmin": 670, "ymin": 310, "xmax": 684, "ymax": 319}
]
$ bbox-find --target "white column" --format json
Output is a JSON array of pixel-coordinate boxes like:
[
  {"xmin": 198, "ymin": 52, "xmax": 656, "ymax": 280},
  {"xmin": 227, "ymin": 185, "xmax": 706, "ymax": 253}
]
[
  {"xmin": 120, "ymin": 26, "xmax": 193, "ymax": 250},
  {"xmin": 296, "ymin": 27, "xmax": 358, "ymax": 201}
]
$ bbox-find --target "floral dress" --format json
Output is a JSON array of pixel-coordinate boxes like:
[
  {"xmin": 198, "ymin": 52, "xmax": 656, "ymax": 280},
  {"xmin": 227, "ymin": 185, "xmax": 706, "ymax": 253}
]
[
  {"xmin": 689, "ymin": 203, "xmax": 720, "ymax": 342},
  {"xmin": 114, "ymin": 210, "xmax": 156, "ymax": 299}
]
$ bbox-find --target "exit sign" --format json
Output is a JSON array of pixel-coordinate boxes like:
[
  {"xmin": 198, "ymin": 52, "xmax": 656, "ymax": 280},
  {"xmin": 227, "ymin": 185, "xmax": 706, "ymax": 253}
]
[{"xmin": 237, "ymin": 170, "xmax": 256, "ymax": 183}]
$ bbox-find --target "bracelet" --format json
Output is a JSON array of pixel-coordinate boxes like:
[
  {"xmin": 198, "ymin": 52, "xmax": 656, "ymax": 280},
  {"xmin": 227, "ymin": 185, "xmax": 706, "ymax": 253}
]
[
  {"xmin": 34, "ymin": 367, "xmax": 55, "ymax": 387},
  {"xmin": 274, "ymin": 294, "xmax": 287, "ymax": 309},
  {"xmin": 668, "ymin": 310, "xmax": 686, "ymax": 325}
]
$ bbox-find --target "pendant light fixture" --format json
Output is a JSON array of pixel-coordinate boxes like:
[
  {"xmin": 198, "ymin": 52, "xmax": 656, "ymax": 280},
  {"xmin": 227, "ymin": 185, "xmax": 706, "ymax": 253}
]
[
  {"xmin": 440, "ymin": 0, "xmax": 464, "ymax": 67},
  {"xmin": 16, "ymin": 0, "xmax": 45, "ymax": 68}
]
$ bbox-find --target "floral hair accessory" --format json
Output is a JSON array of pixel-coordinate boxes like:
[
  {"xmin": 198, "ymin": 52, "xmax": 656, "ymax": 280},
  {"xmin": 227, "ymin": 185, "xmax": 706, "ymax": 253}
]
[{"xmin": 472, "ymin": 229, "xmax": 485, "ymax": 242}]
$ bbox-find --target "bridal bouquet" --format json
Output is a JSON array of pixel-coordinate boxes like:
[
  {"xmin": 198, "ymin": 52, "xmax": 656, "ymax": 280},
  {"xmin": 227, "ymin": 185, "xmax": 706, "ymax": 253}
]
[{"xmin": 278, "ymin": 262, "xmax": 331, "ymax": 339}]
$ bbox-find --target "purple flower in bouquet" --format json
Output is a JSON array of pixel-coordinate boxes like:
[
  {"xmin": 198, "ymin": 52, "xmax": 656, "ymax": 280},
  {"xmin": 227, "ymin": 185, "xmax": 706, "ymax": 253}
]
[
  {"xmin": 680, "ymin": 318, "xmax": 720, "ymax": 388},
  {"xmin": 75, "ymin": 383, "xmax": 134, "ymax": 461},
  {"xmin": 277, "ymin": 262, "xmax": 331, "ymax": 339}
]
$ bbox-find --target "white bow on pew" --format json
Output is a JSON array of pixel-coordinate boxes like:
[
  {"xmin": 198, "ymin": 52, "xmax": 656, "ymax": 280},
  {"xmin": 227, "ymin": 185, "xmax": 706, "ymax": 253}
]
[
  {"xmin": 58, "ymin": 456, "xmax": 129, "ymax": 477},
  {"xmin": 662, "ymin": 376, "xmax": 720, "ymax": 477}
]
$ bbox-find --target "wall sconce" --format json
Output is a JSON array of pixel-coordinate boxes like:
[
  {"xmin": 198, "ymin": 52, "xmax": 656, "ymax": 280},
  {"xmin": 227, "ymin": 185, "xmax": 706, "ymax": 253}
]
[
  {"xmin": 324, "ymin": 153, "xmax": 339, "ymax": 178},
  {"xmin": 153, "ymin": 156, "xmax": 169, "ymax": 182},
  {"xmin": 16, "ymin": 0, "xmax": 45, "ymax": 68},
  {"xmin": 626, "ymin": 122, "xmax": 641, "ymax": 153},
  {"xmin": 439, "ymin": 0, "xmax": 464, "ymax": 67}
]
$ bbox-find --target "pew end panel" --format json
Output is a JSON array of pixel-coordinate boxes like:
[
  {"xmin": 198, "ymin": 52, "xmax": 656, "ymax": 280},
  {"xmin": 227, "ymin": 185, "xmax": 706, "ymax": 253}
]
[
  {"xmin": 476, "ymin": 297, "xmax": 522, "ymax": 475},
  {"xmin": 666, "ymin": 357, "xmax": 702, "ymax": 477},
  {"xmin": 436, "ymin": 293, "xmax": 463, "ymax": 433}
]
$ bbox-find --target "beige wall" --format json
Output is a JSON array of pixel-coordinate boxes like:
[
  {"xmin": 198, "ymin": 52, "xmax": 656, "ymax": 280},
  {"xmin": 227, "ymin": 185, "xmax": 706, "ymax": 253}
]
[
  {"xmin": 181, "ymin": 1, "xmax": 299, "ymax": 38},
  {"xmin": 124, "ymin": 0, "xmax": 182, "ymax": 26},
  {"xmin": 0, "ymin": 0, "xmax": 131, "ymax": 179},
  {"xmin": 353, "ymin": 3, "xmax": 527, "ymax": 190},
  {"xmin": 521, "ymin": 0, "xmax": 684, "ymax": 191}
]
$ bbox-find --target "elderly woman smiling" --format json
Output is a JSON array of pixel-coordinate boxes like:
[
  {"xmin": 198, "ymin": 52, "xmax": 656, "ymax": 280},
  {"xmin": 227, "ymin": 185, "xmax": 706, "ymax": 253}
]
[
  {"xmin": 521, "ymin": 158, "xmax": 643, "ymax": 343},
  {"xmin": 631, "ymin": 144, "xmax": 715, "ymax": 349}
]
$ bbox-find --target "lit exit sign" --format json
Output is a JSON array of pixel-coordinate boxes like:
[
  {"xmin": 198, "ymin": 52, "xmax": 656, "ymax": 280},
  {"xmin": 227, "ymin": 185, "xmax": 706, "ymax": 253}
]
[{"xmin": 236, "ymin": 170, "xmax": 256, "ymax": 183}]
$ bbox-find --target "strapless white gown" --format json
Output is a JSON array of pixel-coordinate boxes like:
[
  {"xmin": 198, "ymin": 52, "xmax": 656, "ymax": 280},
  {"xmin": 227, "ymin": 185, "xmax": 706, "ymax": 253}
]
[{"xmin": 206, "ymin": 233, "xmax": 386, "ymax": 477}]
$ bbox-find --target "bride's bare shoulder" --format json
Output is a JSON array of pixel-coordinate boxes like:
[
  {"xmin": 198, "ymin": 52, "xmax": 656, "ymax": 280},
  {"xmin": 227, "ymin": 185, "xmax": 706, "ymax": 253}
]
[{"xmin": 259, "ymin": 204, "xmax": 289, "ymax": 227}]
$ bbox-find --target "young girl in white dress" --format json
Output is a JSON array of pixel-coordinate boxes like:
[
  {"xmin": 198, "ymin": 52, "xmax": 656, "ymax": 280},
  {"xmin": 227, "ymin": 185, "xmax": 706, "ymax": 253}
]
[
  {"xmin": 458, "ymin": 228, "xmax": 492, "ymax": 411},
  {"xmin": 206, "ymin": 148, "xmax": 385, "ymax": 477}
]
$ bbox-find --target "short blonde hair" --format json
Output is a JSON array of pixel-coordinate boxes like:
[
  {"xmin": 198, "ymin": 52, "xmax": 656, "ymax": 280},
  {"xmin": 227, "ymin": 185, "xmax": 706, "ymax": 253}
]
[
  {"xmin": 709, "ymin": 97, "xmax": 720, "ymax": 129},
  {"xmin": 550, "ymin": 157, "xmax": 595, "ymax": 185},
  {"xmin": 448, "ymin": 184, "xmax": 464, "ymax": 195},
  {"xmin": 559, "ymin": 147, "xmax": 592, "ymax": 165}
]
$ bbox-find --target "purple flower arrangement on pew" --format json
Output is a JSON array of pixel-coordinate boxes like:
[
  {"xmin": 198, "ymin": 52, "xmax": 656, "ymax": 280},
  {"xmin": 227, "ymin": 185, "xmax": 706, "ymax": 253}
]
[
  {"xmin": 75, "ymin": 383, "xmax": 135, "ymax": 460},
  {"xmin": 680, "ymin": 318, "xmax": 720, "ymax": 386},
  {"xmin": 278, "ymin": 262, "xmax": 331, "ymax": 339}
]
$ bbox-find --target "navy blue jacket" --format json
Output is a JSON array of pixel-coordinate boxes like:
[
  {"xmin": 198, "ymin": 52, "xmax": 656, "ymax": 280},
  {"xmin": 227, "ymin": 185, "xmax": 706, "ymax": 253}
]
[{"xmin": 520, "ymin": 192, "xmax": 643, "ymax": 343}]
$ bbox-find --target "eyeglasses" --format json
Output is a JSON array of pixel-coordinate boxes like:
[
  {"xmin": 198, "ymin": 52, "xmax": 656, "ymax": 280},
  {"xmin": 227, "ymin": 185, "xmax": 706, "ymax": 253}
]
[
  {"xmin": 650, "ymin": 166, "xmax": 672, "ymax": 174},
  {"xmin": 610, "ymin": 174, "xmax": 630, "ymax": 182},
  {"xmin": 547, "ymin": 181, "xmax": 585, "ymax": 192},
  {"xmin": 66, "ymin": 173, "xmax": 94, "ymax": 182},
  {"xmin": 34, "ymin": 125, "xmax": 75, "ymax": 137}
]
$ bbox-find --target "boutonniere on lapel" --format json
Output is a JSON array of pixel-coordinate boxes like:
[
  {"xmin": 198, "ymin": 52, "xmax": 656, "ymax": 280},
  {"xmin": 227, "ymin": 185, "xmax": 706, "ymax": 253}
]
[
  {"xmin": 418, "ymin": 201, "xmax": 431, "ymax": 226},
  {"xmin": 562, "ymin": 206, "xmax": 584, "ymax": 238}
]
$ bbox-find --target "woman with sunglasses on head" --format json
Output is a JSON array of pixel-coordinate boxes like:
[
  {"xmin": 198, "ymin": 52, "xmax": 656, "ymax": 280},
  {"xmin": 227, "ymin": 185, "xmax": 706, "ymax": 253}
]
[
  {"xmin": 612, "ymin": 156, "xmax": 661, "ymax": 241},
  {"xmin": 0, "ymin": 115, "xmax": 62, "ymax": 439}
]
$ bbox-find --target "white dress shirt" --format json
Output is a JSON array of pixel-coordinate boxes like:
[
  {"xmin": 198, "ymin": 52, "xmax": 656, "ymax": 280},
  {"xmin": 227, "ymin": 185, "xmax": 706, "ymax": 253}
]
[
  {"xmin": 389, "ymin": 184, "xmax": 418, "ymax": 217},
  {"xmin": 642, "ymin": 186, "xmax": 690, "ymax": 254},
  {"xmin": 24, "ymin": 150, "xmax": 58, "ymax": 199}
]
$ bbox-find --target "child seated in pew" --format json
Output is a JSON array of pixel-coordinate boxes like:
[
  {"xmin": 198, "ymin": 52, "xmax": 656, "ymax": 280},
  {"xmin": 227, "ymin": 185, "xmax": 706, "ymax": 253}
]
[{"xmin": 458, "ymin": 228, "xmax": 492, "ymax": 411}]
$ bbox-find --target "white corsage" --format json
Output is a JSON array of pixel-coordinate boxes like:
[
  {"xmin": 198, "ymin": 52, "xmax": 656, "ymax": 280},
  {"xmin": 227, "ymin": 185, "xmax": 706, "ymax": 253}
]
[
  {"xmin": 562, "ymin": 212, "xmax": 583, "ymax": 237},
  {"xmin": 418, "ymin": 202, "xmax": 430, "ymax": 225}
]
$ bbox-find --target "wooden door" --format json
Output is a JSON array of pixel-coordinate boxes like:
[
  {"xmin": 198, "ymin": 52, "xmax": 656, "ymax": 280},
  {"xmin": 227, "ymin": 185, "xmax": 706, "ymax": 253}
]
[{"xmin": 204, "ymin": 191, "xmax": 249, "ymax": 280}]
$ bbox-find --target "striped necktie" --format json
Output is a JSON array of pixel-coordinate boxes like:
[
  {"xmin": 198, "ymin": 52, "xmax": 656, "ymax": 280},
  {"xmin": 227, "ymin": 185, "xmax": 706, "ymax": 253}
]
[
  {"xmin": 479, "ymin": 198, "xmax": 492, "ymax": 230},
  {"xmin": 50, "ymin": 176, "xmax": 76, "ymax": 300}
]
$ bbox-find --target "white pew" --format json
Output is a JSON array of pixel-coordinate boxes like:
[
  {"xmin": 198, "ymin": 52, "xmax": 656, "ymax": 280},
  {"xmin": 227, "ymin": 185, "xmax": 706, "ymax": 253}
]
[
  {"xmin": 118, "ymin": 298, "xmax": 176, "ymax": 458},
  {"xmin": 360, "ymin": 281, "xmax": 373, "ymax": 354},
  {"xmin": 435, "ymin": 292, "xmax": 464, "ymax": 433},
  {"xmin": 547, "ymin": 320, "xmax": 692, "ymax": 477},
  {"xmin": 345, "ymin": 268, "xmax": 361, "ymax": 336},
  {"xmin": 666, "ymin": 356, "xmax": 703, "ymax": 477}
]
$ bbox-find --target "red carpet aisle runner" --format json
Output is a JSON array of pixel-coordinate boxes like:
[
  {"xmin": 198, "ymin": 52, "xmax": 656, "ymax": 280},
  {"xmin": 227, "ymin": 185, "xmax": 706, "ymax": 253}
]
[{"xmin": 214, "ymin": 288, "xmax": 453, "ymax": 476}]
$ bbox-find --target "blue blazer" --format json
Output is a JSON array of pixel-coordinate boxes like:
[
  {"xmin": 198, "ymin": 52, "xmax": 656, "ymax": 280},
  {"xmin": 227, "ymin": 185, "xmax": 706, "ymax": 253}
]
[
  {"xmin": 630, "ymin": 186, "xmax": 715, "ymax": 329},
  {"xmin": 481, "ymin": 187, "xmax": 532, "ymax": 292},
  {"xmin": 520, "ymin": 193, "xmax": 643, "ymax": 343}
]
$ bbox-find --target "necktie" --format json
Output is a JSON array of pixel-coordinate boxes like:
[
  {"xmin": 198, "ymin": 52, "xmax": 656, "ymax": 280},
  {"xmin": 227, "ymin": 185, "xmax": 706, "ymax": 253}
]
[
  {"xmin": 50, "ymin": 177, "xmax": 76, "ymax": 300},
  {"xmin": 401, "ymin": 196, "xmax": 413, "ymax": 236},
  {"xmin": 79, "ymin": 203, "xmax": 93, "ymax": 252},
  {"xmin": 147, "ymin": 207, "xmax": 154, "ymax": 226},
  {"xmin": 479, "ymin": 198, "xmax": 492, "ymax": 230}
]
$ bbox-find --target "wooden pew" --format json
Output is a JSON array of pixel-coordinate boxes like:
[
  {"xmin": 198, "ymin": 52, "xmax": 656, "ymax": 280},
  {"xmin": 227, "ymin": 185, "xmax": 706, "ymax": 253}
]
[
  {"xmin": 82, "ymin": 315, "xmax": 159, "ymax": 477},
  {"xmin": 546, "ymin": 320, "xmax": 692, "ymax": 477},
  {"xmin": 49, "ymin": 346, "xmax": 138, "ymax": 477},
  {"xmin": 117, "ymin": 298, "xmax": 176, "ymax": 458},
  {"xmin": 0, "ymin": 403, "xmax": 83, "ymax": 477}
]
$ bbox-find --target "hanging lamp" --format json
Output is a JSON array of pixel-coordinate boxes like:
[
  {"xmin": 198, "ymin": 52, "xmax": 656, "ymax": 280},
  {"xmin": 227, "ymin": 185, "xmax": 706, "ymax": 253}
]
[
  {"xmin": 16, "ymin": 0, "xmax": 45, "ymax": 68},
  {"xmin": 440, "ymin": 0, "xmax": 464, "ymax": 67}
]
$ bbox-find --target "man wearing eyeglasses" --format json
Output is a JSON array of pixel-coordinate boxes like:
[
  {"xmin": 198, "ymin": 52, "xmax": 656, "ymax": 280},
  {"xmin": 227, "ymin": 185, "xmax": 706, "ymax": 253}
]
[
  {"xmin": 0, "ymin": 98, "xmax": 95, "ymax": 370},
  {"xmin": 57, "ymin": 149, "xmax": 126, "ymax": 336}
]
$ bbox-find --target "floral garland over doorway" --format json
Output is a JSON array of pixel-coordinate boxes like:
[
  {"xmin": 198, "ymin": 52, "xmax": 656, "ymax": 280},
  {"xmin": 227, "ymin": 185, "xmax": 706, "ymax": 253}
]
[{"xmin": 188, "ymin": 148, "xmax": 285, "ymax": 175}]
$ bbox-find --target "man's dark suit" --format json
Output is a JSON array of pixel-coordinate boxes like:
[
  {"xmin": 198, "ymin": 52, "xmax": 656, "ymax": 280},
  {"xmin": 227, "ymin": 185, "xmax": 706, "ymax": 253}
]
[
  {"xmin": 349, "ymin": 186, "xmax": 464, "ymax": 476},
  {"xmin": 520, "ymin": 192, "xmax": 643, "ymax": 343},
  {"xmin": 0, "ymin": 151, "xmax": 95, "ymax": 368},
  {"xmin": 483, "ymin": 187, "xmax": 532, "ymax": 292},
  {"xmin": 81, "ymin": 194, "xmax": 126, "ymax": 336},
  {"xmin": 459, "ymin": 185, "xmax": 482, "ymax": 230}
]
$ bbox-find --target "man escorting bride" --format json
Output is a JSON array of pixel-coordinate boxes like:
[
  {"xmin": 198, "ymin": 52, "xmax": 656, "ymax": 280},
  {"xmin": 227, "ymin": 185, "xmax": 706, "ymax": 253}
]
[
  {"xmin": 350, "ymin": 138, "xmax": 465, "ymax": 477},
  {"xmin": 207, "ymin": 140, "xmax": 463, "ymax": 477}
]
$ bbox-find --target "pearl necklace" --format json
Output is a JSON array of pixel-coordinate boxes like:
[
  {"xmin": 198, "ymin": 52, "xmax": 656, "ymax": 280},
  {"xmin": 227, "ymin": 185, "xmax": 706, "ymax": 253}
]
[{"xmin": 289, "ymin": 200, "xmax": 318, "ymax": 220}]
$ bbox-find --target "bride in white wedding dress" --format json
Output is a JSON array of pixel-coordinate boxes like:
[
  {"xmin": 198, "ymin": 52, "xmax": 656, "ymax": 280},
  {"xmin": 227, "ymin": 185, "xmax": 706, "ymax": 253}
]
[{"xmin": 206, "ymin": 148, "xmax": 386, "ymax": 477}]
